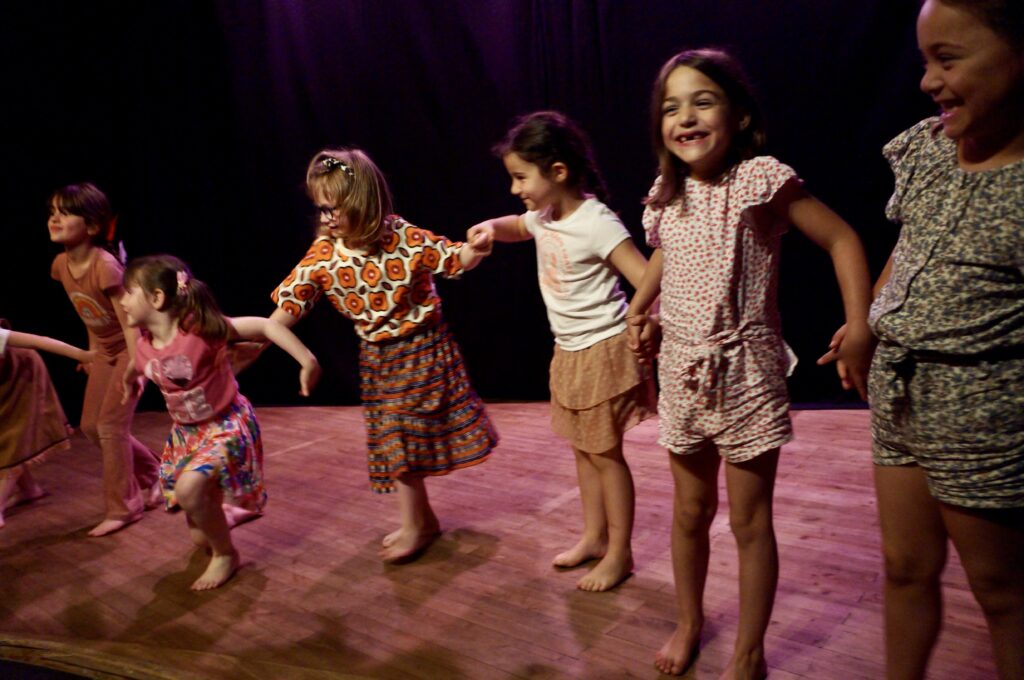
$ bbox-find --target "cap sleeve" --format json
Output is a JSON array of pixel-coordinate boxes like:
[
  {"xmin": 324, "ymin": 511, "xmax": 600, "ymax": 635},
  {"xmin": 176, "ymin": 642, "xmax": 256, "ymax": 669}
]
[
  {"xmin": 641, "ymin": 176, "xmax": 665, "ymax": 249},
  {"xmin": 882, "ymin": 117, "xmax": 941, "ymax": 224},
  {"xmin": 733, "ymin": 156, "xmax": 800, "ymax": 209}
]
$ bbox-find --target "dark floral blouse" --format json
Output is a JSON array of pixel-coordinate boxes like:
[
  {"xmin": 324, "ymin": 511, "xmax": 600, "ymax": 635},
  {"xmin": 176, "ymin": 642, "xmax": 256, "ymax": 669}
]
[{"xmin": 869, "ymin": 118, "xmax": 1024, "ymax": 355}]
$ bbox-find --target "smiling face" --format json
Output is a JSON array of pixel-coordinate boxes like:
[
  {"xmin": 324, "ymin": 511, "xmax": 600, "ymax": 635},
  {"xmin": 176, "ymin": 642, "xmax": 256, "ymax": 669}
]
[
  {"xmin": 918, "ymin": 0, "xmax": 1024, "ymax": 146},
  {"xmin": 503, "ymin": 152, "xmax": 562, "ymax": 212},
  {"xmin": 47, "ymin": 199, "xmax": 96, "ymax": 247},
  {"xmin": 660, "ymin": 66, "xmax": 743, "ymax": 182}
]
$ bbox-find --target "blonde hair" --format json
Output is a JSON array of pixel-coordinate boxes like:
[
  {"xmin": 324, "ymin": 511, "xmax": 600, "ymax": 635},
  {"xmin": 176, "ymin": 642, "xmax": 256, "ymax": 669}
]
[{"xmin": 306, "ymin": 148, "xmax": 394, "ymax": 250}]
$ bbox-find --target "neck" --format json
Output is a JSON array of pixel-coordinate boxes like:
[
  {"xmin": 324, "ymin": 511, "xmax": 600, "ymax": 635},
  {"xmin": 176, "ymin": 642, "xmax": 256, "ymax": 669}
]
[
  {"xmin": 958, "ymin": 116, "xmax": 1024, "ymax": 171},
  {"xmin": 65, "ymin": 240, "xmax": 95, "ymax": 263},
  {"xmin": 145, "ymin": 315, "xmax": 179, "ymax": 348},
  {"xmin": 550, "ymin": 192, "xmax": 586, "ymax": 221}
]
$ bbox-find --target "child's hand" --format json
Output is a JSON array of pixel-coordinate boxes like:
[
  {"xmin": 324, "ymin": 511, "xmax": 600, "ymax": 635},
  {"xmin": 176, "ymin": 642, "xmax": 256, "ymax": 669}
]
[
  {"xmin": 77, "ymin": 350, "xmax": 98, "ymax": 371},
  {"xmin": 634, "ymin": 313, "xmax": 662, "ymax": 364},
  {"xmin": 626, "ymin": 312, "xmax": 657, "ymax": 363},
  {"xmin": 818, "ymin": 321, "xmax": 875, "ymax": 400},
  {"xmin": 299, "ymin": 357, "xmax": 321, "ymax": 397},
  {"xmin": 121, "ymin": 370, "xmax": 145, "ymax": 404},
  {"xmin": 466, "ymin": 228, "xmax": 493, "ymax": 257}
]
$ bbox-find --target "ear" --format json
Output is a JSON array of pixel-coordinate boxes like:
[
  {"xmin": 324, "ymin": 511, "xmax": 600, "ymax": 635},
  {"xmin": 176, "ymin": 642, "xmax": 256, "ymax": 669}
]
[
  {"xmin": 738, "ymin": 113, "xmax": 752, "ymax": 131},
  {"xmin": 549, "ymin": 161, "xmax": 570, "ymax": 184},
  {"xmin": 151, "ymin": 288, "xmax": 167, "ymax": 311}
]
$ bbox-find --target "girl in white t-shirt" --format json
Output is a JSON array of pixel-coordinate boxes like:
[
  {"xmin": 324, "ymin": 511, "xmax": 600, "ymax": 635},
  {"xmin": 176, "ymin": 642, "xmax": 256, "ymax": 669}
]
[{"xmin": 469, "ymin": 111, "xmax": 657, "ymax": 592}]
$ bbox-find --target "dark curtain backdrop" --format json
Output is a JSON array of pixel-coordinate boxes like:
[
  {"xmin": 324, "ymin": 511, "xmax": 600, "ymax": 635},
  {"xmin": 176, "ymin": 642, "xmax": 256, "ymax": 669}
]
[{"xmin": 2, "ymin": 1, "xmax": 931, "ymax": 421}]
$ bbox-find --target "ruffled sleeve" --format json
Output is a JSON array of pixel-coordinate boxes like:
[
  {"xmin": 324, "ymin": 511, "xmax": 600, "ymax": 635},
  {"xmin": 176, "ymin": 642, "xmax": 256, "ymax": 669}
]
[
  {"xmin": 882, "ymin": 117, "xmax": 942, "ymax": 224},
  {"xmin": 733, "ymin": 156, "xmax": 800, "ymax": 210},
  {"xmin": 641, "ymin": 176, "xmax": 665, "ymax": 249}
]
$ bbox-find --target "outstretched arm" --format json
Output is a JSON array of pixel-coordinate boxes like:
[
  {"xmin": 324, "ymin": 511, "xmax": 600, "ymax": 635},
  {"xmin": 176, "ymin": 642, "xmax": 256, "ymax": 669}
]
[
  {"xmin": 5, "ymin": 330, "xmax": 95, "ymax": 363},
  {"xmin": 228, "ymin": 316, "xmax": 321, "ymax": 396},
  {"xmin": 785, "ymin": 194, "xmax": 874, "ymax": 399}
]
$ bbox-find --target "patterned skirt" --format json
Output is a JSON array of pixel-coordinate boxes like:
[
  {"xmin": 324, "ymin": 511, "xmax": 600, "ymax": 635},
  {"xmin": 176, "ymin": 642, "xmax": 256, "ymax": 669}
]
[
  {"xmin": 360, "ymin": 320, "xmax": 498, "ymax": 493},
  {"xmin": 160, "ymin": 393, "xmax": 266, "ymax": 512}
]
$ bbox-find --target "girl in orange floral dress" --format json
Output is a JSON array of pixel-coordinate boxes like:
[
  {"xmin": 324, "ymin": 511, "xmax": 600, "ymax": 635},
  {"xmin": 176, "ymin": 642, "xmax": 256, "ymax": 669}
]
[{"xmin": 271, "ymin": 148, "xmax": 498, "ymax": 563}]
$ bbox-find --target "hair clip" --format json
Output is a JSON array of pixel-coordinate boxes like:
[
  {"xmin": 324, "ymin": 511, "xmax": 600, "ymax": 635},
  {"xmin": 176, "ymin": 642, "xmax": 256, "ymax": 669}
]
[
  {"xmin": 322, "ymin": 156, "xmax": 355, "ymax": 178},
  {"xmin": 176, "ymin": 270, "xmax": 189, "ymax": 294}
]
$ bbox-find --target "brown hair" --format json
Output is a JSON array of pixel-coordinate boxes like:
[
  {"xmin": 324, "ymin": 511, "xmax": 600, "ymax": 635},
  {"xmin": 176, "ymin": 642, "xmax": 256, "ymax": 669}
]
[
  {"xmin": 646, "ymin": 47, "xmax": 766, "ymax": 208},
  {"xmin": 124, "ymin": 254, "xmax": 229, "ymax": 343},
  {"xmin": 493, "ymin": 110, "xmax": 609, "ymax": 203},
  {"xmin": 49, "ymin": 182, "xmax": 117, "ymax": 247},
  {"xmin": 306, "ymin": 148, "xmax": 394, "ymax": 251},
  {"xmin": 937, "ymin": 0, "xmax": 1023, "ymax": 51}
]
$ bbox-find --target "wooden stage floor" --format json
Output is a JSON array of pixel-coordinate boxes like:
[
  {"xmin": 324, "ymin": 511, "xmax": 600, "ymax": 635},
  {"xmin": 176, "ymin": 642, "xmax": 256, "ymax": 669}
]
[{"xmin": 0, "ymin": 404, "xmax": 995, "ymax": 679}]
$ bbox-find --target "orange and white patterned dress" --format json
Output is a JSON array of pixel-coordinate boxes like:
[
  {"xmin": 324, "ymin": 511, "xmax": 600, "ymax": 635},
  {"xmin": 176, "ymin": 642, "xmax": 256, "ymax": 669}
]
[{"xmin": 273, "ymin": 216, "xmax": 497, "ymax": 492}]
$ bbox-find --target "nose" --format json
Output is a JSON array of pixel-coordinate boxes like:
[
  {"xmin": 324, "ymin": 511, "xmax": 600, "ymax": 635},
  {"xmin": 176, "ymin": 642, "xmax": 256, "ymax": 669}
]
[{"xmin": 919, "ymin": 63, "xmax": 941, "ymax": 96}]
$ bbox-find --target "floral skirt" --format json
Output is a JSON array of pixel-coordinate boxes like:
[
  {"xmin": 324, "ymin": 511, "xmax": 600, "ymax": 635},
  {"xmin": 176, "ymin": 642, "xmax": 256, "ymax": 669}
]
[
  {"xmin": 360, "ymin": 321, "xmax": 498, "ymax": 493},
  {"xmin": 160, "ymin": 393, "xmax": 266, "ymax": 512}
]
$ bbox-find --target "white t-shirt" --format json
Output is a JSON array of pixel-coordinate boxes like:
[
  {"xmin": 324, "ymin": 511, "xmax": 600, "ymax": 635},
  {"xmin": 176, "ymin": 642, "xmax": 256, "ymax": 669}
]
[{"xmin": 522, "ymin": 198, "xmax": 631, "ymax": 351}]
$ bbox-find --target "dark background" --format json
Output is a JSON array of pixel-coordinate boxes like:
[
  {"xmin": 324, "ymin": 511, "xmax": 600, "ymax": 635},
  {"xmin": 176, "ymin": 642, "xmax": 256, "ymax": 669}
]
[{"xmin": 1, "ymin": 1, "xmax": 932, "ymax": 421}]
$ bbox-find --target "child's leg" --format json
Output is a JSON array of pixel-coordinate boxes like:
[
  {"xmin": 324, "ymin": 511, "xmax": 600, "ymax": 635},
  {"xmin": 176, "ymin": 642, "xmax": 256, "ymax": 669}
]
[
  {"xmin": 576, "ymin": 442, "xmax": 635, "ymax": 592},
  {"xmin": 552, "ymin": 447, "xmax": 608, "ymax": 568},
  {"xmin": 82, "ymin": 358, "xmax": 145, "ymax": 536},
  {"xmin": 656, "ymin": 444, "xmax": 721, "ymax": 676},
  {"xmin": 130, "ymin": 436, "xmax": 162, "ymax": 509},
  {"xmin": 720, "ymin": 448, "xmax": 780, "ymax": 680},
  {"xmin": 875, "ymin": 464, "xmax": 948, "ymax": 680},
  {"xmin": 941, "ymin": 504, "xmax": 1024, "ymax": 680},
  {"xmin": 380, "ymin": 472, "xmax": 440, "ymax": 562},
  {"xmin": 175, "ymin": 470, "xmax": 239, "ymax": 590}
]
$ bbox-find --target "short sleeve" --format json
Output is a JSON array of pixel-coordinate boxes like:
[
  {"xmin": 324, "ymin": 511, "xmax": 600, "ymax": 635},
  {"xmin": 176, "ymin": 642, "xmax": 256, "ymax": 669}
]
[
  {"xmin": 641, "ymin": 177, "xmax": 665, "ymax": 249},
  {"xmin": 407, "ymin": 224, "xmax": 465, "ymax": 280},
  {"xmin": 50, "ymin": 254, "xmax": 63, "ymax": 282},
  {"xmin": 590, "ymin": 203, "xmax": 631, "ymax": 259},
  {"xmin": 0, "ymin": 327, "xmax": 9, "ymax": 356},
  {"xmin": 733, "ymin": 156, "xmax": 800, "ymax": 209},
  {"xmin": 882, "ymin": 118, "xmax": 940, "ymax": 224},
  {"xmin": 95, "ymin": 251, "xmax": 125, "ymax": 293},
  {"xmin": 522, "ymin": 210, "xmax": 541, "ymax": 237},
  {"xmin": 271, "ymin": 238, "xmax": 333, "ymax": 319}
]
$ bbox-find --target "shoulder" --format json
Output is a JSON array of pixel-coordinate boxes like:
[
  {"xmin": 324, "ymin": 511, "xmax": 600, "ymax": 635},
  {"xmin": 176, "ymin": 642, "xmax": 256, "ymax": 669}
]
[
  {"xmin": 581, "ymin": 198, "xmax": 627, "ymax": 230},
  {"xmin": 93, "ymin": 248, "xmax": 125, "ymax": 274},
  {"xmin": 51, "ymin": 252, "xmax": 66, "ymax": 278},
  {"xmin": 731, "ymin": 156, "xmax": 800, "ymax": 206},
  {"xmin": 883, "ymin": 117, "xmax": 949, "ymax": 167}
]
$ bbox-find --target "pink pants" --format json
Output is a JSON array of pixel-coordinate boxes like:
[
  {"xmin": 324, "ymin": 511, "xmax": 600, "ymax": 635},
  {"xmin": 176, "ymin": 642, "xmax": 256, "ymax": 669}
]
[{"xmin": 80, "ymin": 351, "xmax": 160, "ymax": 521}]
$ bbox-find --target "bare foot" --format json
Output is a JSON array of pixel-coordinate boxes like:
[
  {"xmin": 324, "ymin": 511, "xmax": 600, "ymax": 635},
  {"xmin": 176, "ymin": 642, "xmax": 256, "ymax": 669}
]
[
  {"xmin": 382, "ymin": 512, "xmax": 439, "ymax": 548},
  {"xmin": 223, "ymin": 504, "xmax": 262, "ymax": 529},
  {"xmin": 3, "ymin": 486, "xmax": 47, "ymax": 511},
  {"xmin": 191, "ymin": 550, "xmax": 240, "ymax": 591},
  {"xmin": 719, "ymin": 649, "xmax": 767, "ymax": 680},
  {"xmin": 552, "ymin": 537, "xmax": 606, "ymax": 568},
  {"xmin": 655, "ymin": 625, "xmax": 701, "ymax": 676},
  {"xmin": 88, "ymin": 514, "xmax": 141, "ymax": 537},
  {"xmin": 144, "ymin": 483, "xmax": 164, "ymax": 511},
  {"xmin": 576, "ymin": 552, "xmax": 633, "ymax": 592},
  {"xmin": 380, "ymin": 527, "xmax": 440, "ymax": 563}
]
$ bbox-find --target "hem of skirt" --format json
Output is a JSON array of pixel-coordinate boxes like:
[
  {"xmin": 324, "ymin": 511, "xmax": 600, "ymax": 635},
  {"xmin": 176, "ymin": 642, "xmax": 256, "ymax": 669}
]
[
  {"xmin": 369, "ymin": 451, "xmax": 491, "ymax": 494},
  {"xmin": 0, "ymin": 436, "xmax": 71, "ymax": 479}
]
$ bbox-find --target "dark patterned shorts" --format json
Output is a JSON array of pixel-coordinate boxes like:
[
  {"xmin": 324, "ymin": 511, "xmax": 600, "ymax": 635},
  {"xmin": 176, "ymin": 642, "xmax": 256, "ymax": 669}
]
[{"xmin": 869, "ymin": 343, "xmax": 1024, "ymax": 509}]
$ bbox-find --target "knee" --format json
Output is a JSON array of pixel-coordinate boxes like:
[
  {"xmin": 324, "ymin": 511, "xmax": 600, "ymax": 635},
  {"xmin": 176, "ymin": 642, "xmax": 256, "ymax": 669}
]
[
  {"xmin": 964, "ymin": 565, "xmax": 1024, "ymax": 618},
  {"xmin": 674, "ymin": 499, "xmax": 717, "ymax": 536},
  {"xmin": 728, "ymin": 508, "xmax": 773, "ymax": 547},
  {"xmin": 882, "ymin": 548, "xmax": 945, "ymax": 589},
  {"xmin": 174, "ymin": 474, "xmax": 211, "ymax": 513}
]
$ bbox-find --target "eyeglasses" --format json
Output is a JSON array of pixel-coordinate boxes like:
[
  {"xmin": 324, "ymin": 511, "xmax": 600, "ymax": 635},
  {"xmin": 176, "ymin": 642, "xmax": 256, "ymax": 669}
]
[{"xmin": 317, "ymin": 205, "xmax": 342, "ymax": 220}]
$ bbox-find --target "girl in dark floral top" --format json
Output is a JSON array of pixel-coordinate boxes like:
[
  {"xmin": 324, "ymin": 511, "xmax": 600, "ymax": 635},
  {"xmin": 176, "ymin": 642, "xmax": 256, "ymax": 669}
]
[{"xmin": 820, "ymin": 1, "xmax": 1024, "ymax": 676}]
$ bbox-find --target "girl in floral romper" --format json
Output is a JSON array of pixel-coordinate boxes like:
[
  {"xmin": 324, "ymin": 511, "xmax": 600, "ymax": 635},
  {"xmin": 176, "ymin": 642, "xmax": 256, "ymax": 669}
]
[
  {"xmin": 271, "ymin": 148, "xmax": 498, "ymax": 563},
  {"xmin": 626, "ymin": 48, "xmax": 873, "ymax": 678}
]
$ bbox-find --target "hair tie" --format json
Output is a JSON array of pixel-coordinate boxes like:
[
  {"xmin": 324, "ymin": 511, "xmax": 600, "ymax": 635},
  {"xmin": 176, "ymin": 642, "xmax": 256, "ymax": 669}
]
[
  {"xmin": 106, "ymin": 215, "xmax": 119, "ymax": 243},
  {"xmin": 322, "ymin": 157, "xmax": 355, "ymax": 178},
  {"xmin": 176, "ymin": 270, "xmax": 189, "ymax": 294}
]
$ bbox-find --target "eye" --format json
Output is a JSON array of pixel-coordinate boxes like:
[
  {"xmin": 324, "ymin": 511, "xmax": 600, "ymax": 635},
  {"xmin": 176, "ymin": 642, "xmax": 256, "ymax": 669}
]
[{"xmin": 662, "ymin": 104, "xmax": 678, "ymax": 116}]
